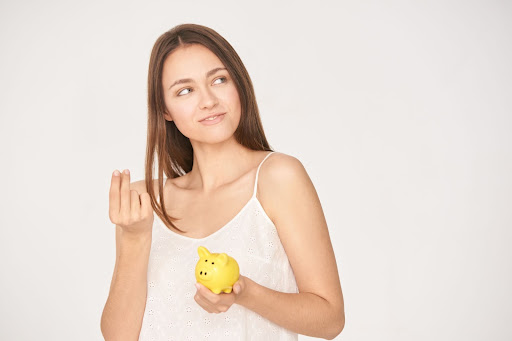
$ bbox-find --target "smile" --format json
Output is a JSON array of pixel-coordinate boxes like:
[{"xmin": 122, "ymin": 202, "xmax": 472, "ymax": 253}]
[{"xmin": 199, "ymin": 113, "xmax": 226, "ymax": 125}]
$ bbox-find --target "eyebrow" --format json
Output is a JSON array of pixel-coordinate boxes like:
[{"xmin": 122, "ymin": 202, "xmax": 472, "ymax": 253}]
[{"xmin": 168, "ymin": 67, "xmax": 227, "ymax": 90}]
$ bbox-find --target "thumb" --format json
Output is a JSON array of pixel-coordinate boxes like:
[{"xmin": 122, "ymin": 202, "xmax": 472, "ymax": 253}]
[{"xmin": 234, "ymin": 282, "xmax": 242, "ymax": 294}]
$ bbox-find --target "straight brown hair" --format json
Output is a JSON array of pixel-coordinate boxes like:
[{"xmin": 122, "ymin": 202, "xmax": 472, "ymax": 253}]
[{"xmin": 144, "ymin": 23, "xmax": 273, "ymax": 233}]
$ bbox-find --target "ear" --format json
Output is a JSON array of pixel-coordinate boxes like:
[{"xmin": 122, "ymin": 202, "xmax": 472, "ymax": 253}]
[
  {"xmin": 198, "ymin": 246, "xmax": 210, "ymax": 258},
  {"xmin": 163, "ymin": 111, "xmax": 173, "ymax": 122},
  {"xmin": 217, "ymin": 253, "xmax": 229, "ymax": 266}
]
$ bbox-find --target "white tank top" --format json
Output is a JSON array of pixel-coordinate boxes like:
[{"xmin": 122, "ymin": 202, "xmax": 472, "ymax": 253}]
[{"xmin": 138, "ymin": 151, "xmax": 299, "ymax": 341}]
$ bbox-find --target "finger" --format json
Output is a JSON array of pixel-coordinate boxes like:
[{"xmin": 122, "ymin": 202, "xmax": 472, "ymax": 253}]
[
  {"xmin": 195, "ymin": 285, "xmax": 221, "ymax": 308},
  {"xmin": 195, "ymin": 291, "xmax": 215, "ymax": 313},
  {"xmin": 120, "ymin": 169, "xmax": 131, "ymax": 218},
  {"xmin": 199, "ymin": 285, "xmax": 221, "ymax": 304},
  {"xmin": 140, "ymin": 192, "xmax": 152, "ymax": 218},
  {"xmin": 130, "ymin": 189, "xmax": 140, "ymax": 218},
  {"xmin": 109, "ymin": 170, "xmax": 121, "ymax": 222}
]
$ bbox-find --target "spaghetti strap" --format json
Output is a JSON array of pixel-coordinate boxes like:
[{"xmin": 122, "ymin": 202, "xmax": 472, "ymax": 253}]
[{"xmin": 252, "ymin": 151, "xmax": 276, "ymax": 198}]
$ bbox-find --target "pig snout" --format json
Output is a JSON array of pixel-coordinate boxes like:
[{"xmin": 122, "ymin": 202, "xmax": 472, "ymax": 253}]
[{"xmin": 197, "ymin": 262, "xmax": 215, "ymax": 281}]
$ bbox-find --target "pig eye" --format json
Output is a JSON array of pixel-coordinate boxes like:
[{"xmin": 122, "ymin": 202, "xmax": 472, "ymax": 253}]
[
  {"xmin": 205, "ymin": 260, "xmax": 207, "ymax": 262},
  {"xmin": 212, "ymin": 262, "xmax": 214, "ymax": 264}
]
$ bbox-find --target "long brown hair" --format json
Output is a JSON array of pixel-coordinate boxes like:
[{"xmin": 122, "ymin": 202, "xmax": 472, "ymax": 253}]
[{"xmin": 144, "ymin": 23, "xmax": 273, "ymax": 233}]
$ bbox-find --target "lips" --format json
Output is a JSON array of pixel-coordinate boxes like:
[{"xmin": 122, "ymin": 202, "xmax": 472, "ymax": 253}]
[{"xmin": 199, "ymin": 112, "xmax": 226, "ymax": 122}]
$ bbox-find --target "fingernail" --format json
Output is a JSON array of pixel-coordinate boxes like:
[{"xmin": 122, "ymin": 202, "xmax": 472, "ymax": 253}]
[
  {"xmin": 113, "ymin": 170, "xmax": 120, "ymax": 176},
  {"xmin": 124, "ymin": 169, "xmax": 130, "ymax": 175},
  {"xmin": 195, "ymin": 283, "xmax": 200, "ymax": 290}
]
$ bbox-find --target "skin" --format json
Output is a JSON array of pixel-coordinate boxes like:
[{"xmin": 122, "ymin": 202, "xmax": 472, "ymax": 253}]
[
  {"xmin": 113, "ymin": 43, "xmax": 345, "ymax": 336},
  {"xmin": 161, "ymin": 43, "xmax": 248, "ymax": 193},
  {"xmin": 160, "ymin": 43, "xmax": 255, "ymax": 312}
]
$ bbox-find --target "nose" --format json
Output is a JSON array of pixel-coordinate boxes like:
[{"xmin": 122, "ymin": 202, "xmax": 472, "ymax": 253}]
[{"xmin": 199, "ymin": 86, "xmax": 219, "ymax": 110}]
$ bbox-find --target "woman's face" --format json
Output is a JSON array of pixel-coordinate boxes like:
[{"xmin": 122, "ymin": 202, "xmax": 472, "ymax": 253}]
[{"xmin": 161, "ymin": 44, "xmax": 241, "ymax": 144}]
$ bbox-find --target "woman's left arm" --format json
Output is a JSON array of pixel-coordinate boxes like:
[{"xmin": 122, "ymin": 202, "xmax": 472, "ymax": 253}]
[
  {"xmin": 194, "ymin": 154, "xmax": 345, "ymax": 339},
  {"xmin": 237, "ymin": 154, "xmax": 345, "ymax": 339}
]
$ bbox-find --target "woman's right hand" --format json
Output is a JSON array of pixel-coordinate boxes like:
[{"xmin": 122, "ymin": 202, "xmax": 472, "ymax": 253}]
[{"xmin": 109, "ymin": 169, "xmax": 153, "ymax": 237}]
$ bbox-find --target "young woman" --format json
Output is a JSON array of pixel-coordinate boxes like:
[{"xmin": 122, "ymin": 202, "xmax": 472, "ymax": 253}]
[{"xmin": 101, "ymin": 23, "xmax": 345, "ymax": 340}]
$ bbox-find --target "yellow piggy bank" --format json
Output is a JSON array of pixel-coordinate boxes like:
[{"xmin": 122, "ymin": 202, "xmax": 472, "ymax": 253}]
[{"xmin": 195, "ymin": 246, "xmax": 240, "ymax": 294}]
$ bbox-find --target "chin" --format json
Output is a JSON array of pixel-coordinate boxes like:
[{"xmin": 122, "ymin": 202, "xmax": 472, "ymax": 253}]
[{"xmin": 193, "ymin": 130, "xmax": 237, "ymax": 145}]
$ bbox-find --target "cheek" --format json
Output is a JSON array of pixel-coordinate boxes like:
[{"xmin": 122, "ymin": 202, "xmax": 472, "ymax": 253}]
[
  {"xmin": 166, "ymin": 100, "xmax": 194, "ymax": 120},
  {"xmin": 225, "ymin": 87, "xmax": 241, "ymax": 114}
]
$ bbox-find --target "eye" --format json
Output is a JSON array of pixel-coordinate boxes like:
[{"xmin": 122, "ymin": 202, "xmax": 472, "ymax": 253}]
[
  {"xmin": 177, "ymin": 87, "xmax": 192, "ymax": 96},
  {"xmin": 213, "ymin": 76, "xmax": 227, "ymax": 84},
  {"xmin": 176, "ymin": 77, "xmax": 227, "ymax": 97}
]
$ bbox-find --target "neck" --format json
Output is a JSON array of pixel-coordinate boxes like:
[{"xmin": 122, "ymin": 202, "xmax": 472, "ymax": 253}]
[{"xmin": 187, "ymin": 136, "xmax": 254, "ymax": 194}]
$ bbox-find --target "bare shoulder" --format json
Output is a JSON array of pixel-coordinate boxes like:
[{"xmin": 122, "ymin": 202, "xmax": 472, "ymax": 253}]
[
  {"xmin": 258, "ymin": 152, "xmax": 312, "ymax": 221},
  {"xmin": 260, "ymin": 151, "xmax": 306, "ymax": 178},
  {"xmin": 129, "ymin": 178, "xmax": 161, "ymax": 196}
]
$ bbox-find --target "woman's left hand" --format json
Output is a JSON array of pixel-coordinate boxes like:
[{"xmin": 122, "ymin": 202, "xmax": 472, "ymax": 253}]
[{"xmin": 194, "ymin": 275, "xmax": 249, "ymax": 313}]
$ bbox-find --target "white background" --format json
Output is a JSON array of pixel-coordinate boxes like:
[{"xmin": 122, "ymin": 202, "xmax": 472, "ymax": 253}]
[{"xmin": 1, "ymin": 0, "xmax": 511, "ymax": 340}]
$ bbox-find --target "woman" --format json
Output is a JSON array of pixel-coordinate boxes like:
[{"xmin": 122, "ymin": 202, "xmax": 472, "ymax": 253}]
[{"xmin": 101, "ymin": 23, "xmax": 345, "ymax": 340}]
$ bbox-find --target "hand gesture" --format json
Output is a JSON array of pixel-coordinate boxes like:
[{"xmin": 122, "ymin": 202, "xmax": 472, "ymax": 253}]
[{"xmin": 109, "ymin": 169, "xmax": 153, "ymax": 237}]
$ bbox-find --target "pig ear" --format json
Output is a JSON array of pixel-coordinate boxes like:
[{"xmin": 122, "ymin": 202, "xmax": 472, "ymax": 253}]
[
  {"xmin": 217, "ymin": 253, "xmax": 229, "ymax": 265},
  {"xmin": 198, "ymin": 246, "xmax": 210, "ymax": 258}
]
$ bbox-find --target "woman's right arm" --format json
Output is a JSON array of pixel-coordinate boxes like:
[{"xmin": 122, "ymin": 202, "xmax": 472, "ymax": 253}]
[{"xmin": 100, "ymin": 171, "xmax": 154, "ymax": 341}]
